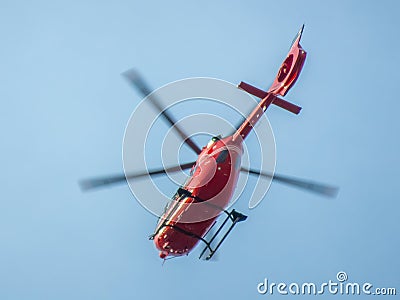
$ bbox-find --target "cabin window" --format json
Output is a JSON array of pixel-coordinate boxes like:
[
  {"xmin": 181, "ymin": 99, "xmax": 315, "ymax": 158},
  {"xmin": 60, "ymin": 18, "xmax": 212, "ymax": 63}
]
[{"xmin": 216, "ymin": 150, "xmax": 229, "ymax": 163}]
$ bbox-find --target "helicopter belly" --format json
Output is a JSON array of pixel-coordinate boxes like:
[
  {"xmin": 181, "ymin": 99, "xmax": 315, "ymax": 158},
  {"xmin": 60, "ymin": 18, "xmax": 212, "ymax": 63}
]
[{"xmin": 154, "ymin": 163, "xmax": 241, "ymax": 259}]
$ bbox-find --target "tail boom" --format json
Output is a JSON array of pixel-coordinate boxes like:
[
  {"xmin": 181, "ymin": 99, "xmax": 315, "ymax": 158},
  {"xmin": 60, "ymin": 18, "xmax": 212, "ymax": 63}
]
[
  {"xmin": 232, "ymin": 92, "xmax": 275, "ymax": 141},
  {"xmin": 232, "ymin": 26, "xmax": 307, "ymax": 142}
]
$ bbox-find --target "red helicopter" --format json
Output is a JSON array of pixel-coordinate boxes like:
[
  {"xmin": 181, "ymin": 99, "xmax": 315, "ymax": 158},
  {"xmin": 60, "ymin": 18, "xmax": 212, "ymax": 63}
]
[{"xmin": 80, "ymin": 26, "xmax": 338, "ymax": 260}]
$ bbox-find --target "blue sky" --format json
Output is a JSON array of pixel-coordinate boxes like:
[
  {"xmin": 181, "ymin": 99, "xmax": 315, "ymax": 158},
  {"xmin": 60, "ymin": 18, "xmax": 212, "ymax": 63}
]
[{"xmin": 0, "ymin": 0, "xmax": 399, "ymax": 299}]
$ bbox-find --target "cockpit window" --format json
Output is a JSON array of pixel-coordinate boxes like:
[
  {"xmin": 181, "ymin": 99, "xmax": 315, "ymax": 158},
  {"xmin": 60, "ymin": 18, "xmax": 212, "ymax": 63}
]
[{"xmin": 216, "ymin": 150, "xmax": 229, "ymax": 163}]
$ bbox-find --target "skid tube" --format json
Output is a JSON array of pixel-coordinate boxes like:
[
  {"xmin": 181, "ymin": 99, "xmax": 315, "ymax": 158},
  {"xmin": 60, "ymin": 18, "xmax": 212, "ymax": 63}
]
[{"xmin": 198, "ymin": 208, "xmax": 247, "ymax": 260}]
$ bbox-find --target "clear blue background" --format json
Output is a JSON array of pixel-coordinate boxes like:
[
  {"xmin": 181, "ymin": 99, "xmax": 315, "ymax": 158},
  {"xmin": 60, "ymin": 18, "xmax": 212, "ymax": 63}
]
[{"xmin": 0, "ymin": 0, "xmax": 399, "ymax": 299}]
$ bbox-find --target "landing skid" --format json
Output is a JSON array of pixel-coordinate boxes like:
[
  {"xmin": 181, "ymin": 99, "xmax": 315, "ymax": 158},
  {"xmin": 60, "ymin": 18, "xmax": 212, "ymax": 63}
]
[{"xmin": 198, "ymin": 209, "xmax": 247, "ymax": 260}]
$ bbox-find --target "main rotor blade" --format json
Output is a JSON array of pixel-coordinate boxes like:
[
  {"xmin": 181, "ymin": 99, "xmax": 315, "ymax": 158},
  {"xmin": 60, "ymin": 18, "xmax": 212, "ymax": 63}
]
[
  {"xmin": 80, "ymin": 161, "xmax": 196, "ymax": 191},
  {"xmin": 122, "ymin": 69, "xmax": 202, "ymax": 155},
  {"xmin": 241, "ymin": 167, "xmax": 338, "ymax": 197}
]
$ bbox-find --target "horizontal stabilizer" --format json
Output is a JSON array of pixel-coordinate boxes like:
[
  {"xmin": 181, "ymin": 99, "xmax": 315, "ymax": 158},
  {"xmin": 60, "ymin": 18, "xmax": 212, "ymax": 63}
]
[
  {"xmin": 273, "ymin": 97, "xmax": 302, "ymax": 115},
  {"xmin": 238, "ymin": 81, "xmax": 302, "ymax": 115}
]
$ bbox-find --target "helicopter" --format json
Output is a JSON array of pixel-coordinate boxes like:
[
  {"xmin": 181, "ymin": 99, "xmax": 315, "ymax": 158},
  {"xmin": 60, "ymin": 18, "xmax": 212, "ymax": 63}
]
[{"xmin": 80, "ymin": 26, "xmax": 338, "ymax": 260}]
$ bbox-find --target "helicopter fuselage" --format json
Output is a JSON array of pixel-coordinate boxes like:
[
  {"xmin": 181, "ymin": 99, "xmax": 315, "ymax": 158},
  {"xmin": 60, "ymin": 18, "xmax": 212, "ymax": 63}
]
[{"xmin": 154, "ymin": 136, "xmax": 243, "ymax": 258}]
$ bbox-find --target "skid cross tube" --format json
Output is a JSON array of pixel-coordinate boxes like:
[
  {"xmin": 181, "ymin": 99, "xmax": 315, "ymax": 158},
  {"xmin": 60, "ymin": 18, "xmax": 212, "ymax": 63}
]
[{"xmin": 198, "ymin": 209, "xmax": 247, "ymax": 260}]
